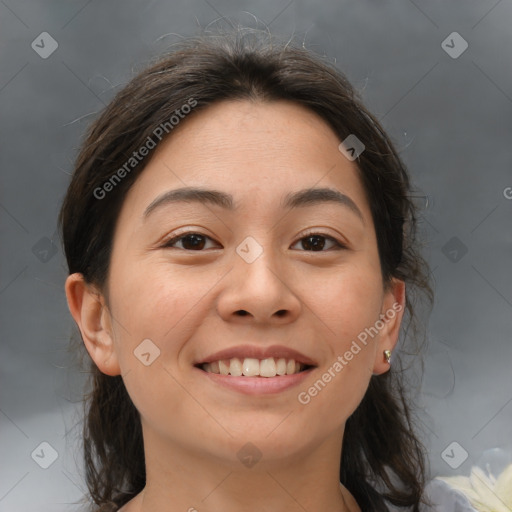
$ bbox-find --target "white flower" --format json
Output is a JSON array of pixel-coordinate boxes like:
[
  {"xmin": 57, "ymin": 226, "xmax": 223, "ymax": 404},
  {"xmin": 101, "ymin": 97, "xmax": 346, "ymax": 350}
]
[{"xmin": 436, "ymin": 463, "xmax": 512, "ymax": 512}]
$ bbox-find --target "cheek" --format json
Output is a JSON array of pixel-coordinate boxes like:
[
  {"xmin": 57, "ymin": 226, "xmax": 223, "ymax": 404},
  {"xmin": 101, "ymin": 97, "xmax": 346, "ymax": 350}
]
[
  {"xmin": 109, "ymin": 260, "xmax": 218, "ymax": 370},
  {"xmin": 110, "ymin": 269, "xmax": 211, "ymax": 433},
  {"xmin": 296, "ymin": 275, "xmax": 382, "ymax": 425},
  {"xmin": 303, "ymin": 264, "xmax": 382, "ymax": 410},
  {"xmin": 315, "ymin": 264, "xmax": 384, "ymax": 344},
  {"xmin": 111, "ymin": 259, "xmax": 186, "ymax": 327}
]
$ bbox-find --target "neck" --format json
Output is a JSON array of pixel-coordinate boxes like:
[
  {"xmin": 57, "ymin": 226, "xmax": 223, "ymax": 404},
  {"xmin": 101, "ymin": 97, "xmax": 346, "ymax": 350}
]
[{"xmin": 121, "ymin": 424, "xmax": 360, "ymax": 512}]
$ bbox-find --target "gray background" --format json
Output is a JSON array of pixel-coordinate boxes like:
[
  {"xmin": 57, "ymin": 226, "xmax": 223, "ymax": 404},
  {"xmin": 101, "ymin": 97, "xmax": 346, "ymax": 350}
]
[{"xmin": 1, "ymin": 1, "xmax": 511, "ymax": 511}]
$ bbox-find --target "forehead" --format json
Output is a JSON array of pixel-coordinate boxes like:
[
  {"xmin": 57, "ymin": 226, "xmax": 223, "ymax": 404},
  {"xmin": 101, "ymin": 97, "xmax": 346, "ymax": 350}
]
[{"xmin": 119, "ymin": 99, "xmax": 371, "ymax": 222}]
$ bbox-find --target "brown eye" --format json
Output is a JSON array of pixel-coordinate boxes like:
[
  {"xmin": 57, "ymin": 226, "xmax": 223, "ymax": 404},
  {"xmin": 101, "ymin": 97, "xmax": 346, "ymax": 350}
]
[
  {"xmin": 291, "ymin": 233, "xmax": 346, "ymax": 252},
  {"xmin": 162, "ymin": 233, "xmax": 218, "ymax": 251}
]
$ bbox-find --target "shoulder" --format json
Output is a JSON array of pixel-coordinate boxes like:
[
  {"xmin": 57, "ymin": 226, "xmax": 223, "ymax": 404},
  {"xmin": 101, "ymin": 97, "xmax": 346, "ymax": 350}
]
[{"xmin": 419, "ymin": 479, "xmax": 478, "ymax": 512}]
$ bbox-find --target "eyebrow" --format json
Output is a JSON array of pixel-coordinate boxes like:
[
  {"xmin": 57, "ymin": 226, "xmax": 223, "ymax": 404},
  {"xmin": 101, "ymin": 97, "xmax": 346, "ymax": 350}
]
[{"xmin": 143, "ymin": 186, "xmax": 365, "ymax": 224}]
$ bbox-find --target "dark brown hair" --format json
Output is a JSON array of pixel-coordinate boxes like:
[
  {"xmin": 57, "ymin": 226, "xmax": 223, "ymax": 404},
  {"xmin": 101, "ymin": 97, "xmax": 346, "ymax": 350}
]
[{"xmin": 59, "ymin": 26, "xmax": 433, "ymax": 512}]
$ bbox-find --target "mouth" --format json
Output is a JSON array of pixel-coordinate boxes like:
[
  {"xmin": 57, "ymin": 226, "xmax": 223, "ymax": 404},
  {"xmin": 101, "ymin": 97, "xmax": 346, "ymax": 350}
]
[{"xmin": 195, "ymin": 357, "xmax": 315, "ymax": 378}]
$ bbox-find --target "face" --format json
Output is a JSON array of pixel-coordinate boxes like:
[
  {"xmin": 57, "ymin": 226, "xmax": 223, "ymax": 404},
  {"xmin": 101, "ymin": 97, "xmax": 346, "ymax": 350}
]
[{"xmin": 68, "ymin": 99, "xmax": 404, "ymax": 467}]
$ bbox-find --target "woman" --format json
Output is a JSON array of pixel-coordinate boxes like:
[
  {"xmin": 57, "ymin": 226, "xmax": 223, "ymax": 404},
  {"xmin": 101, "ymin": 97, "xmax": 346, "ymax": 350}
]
[{"xmin": 59, "ymin": 27, "xmax": 470, "ymax": 512}]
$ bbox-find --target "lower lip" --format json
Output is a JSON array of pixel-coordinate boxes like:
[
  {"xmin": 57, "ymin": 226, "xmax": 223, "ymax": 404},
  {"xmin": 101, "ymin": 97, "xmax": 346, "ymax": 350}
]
[{"xmin": 195, "ymin": 367, "xmax": 315, "ymax": 395}]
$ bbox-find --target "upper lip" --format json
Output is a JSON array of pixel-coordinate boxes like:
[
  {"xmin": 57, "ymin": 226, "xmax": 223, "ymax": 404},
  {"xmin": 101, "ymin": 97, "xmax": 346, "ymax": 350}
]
[{"xmin": 195, "ymin": 344, "xmax": 317, "ymax": 367}]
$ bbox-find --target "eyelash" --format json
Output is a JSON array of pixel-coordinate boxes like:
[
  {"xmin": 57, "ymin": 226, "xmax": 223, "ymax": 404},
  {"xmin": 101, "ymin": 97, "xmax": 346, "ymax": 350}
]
[{"xmin": 160, "ymin": 231, "xmax": 347, "ymax": 252}]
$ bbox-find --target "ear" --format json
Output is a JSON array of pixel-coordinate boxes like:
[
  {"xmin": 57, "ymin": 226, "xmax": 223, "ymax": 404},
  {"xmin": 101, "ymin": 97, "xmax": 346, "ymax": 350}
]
[
  {"xmin": 372, "ymin": 278, "xmax": 406, "ymax": 375},
  {"xmin": 65, "ymin": 273, "xmax": 121, "ymax": 376}
]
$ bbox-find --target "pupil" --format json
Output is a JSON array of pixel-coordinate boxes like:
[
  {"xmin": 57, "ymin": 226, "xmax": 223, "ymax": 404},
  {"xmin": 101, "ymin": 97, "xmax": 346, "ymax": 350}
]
[
  {"xmin": 303, "ymin": 235, "xmax": 325, "ymax": 251},
  {"xmin": 183, "ymin": 234, "xmax": 205, "ymax": 250}
]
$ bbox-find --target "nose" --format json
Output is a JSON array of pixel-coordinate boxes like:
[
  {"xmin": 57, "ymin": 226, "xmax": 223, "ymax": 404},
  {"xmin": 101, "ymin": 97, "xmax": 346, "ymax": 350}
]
[{"xmin": 216, "ymin": 240, "xmax": 302, "ymax": 325}]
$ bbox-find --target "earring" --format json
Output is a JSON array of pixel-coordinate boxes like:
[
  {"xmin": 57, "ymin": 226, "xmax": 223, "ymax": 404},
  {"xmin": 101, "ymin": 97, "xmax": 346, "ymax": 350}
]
[{"xmin": 383, "ymin": 349, "xmax": 392, "ymax": 364}]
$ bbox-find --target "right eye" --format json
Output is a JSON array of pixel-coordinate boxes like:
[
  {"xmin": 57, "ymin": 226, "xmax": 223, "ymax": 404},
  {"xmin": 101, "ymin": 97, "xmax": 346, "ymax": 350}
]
[{"xmin": 160, "ymin": 232, "xmax": 221, "ymax": 251}]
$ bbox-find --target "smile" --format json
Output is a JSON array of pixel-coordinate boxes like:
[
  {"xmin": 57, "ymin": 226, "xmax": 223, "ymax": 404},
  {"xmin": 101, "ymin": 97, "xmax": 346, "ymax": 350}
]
[
  {"xmin": 195, "ymin": 364, "xmax": 315, "ymax": 395},
  {"xmin": 198, "ymin": 357, "xmax": 313, "ymax": 377}
]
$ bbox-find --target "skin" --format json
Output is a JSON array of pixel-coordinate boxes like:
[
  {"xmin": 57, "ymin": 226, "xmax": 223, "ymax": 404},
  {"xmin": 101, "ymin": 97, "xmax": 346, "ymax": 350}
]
[{"xmin": 65, "ymin": 99, "xmax": 405, "ymax": 512}]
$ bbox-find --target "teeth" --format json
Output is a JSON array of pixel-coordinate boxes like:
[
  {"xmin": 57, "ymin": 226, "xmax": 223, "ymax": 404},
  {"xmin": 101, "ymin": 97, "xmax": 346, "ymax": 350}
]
[
  {"xmin": 242, "ymin": 358, "xmax": 260, "ymax": 377},
  {"xmin": 202, "ymin": 357, "xmax": 307, "ymax": 377},
  {"xmin": 219, "ymin": 360, "xmax": 229, "ymax": 375},
  {"xmin": 259, "ymin": 357, "xmax": 276, "ymax": 377},
  {"xmin": 276, "ymin": 358, "xmax": 287, "ymax": 375},
  {"xmin": 229, "ymin": 358, "xmax": 243, "ymax": 377}
]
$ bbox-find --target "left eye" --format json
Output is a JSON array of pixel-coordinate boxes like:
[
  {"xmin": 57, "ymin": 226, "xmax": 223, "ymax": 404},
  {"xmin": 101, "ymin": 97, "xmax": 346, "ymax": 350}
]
[
  {"xmin": 291, "ymin": 233, "xmax": 345, "ymax": 251},
  {"xmin": 161, "ymin": 232, "xmax": 345, "ymax": 251}
]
